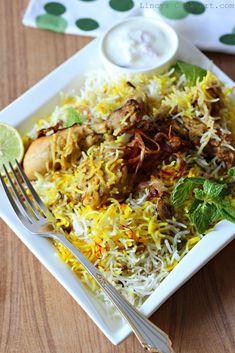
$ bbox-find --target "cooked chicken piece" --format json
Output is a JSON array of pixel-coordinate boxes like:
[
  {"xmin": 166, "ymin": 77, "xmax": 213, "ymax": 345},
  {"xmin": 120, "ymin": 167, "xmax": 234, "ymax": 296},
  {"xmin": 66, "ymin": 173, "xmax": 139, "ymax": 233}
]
[
  {"xmin": 171, "ymin": 116, "xmax": 235, "ymax": 167},
  {"xmin": 24, "ymin": 134, "xmax": 51, "ymax": 180},
  {"xmin": 206, "ymin": 133, "xmax": 235, "ymax": 168},
  {"xmin": 170, "ymin": 117, "xmax": 207, "ymax": 146},
  {"xmin": 182, "ymin": 117, "xmax": 207, "ymax": 146},
  {"xmin": 108, "ymin": 99, "xmax": 148, "ymax": 136},
  {"xmin": 23, "ymin": 125, "xmax": 99, "ymax": 180},
  {"xmin": 89, "ymin": 120, "xmax": 108, "ymax": 134},
  {"xmin": 206, "ymin": 82, "xmax": 225, "ymax": 116},
  {"xmin": 217, "ymin": 145, "xmax": 235, "ymax": 168},
  {"xmin": 74, "ymin": 141, "xmax": 131, "ymax": 209}
]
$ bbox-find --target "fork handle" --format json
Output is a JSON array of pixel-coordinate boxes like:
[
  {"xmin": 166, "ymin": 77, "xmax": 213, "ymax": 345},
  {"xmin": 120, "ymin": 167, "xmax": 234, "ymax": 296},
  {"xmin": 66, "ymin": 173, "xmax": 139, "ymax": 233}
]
[{"xmin": 53, "ymin": 234, "xmax": 173, "ymax": 353}]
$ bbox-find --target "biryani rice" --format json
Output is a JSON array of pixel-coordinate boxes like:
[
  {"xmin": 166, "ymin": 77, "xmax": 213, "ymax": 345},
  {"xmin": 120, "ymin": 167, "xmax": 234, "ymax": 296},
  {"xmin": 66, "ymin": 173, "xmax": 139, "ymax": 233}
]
[{"xmin": 27, "ymin": 68, "xmax": 235, "ymax": 308}]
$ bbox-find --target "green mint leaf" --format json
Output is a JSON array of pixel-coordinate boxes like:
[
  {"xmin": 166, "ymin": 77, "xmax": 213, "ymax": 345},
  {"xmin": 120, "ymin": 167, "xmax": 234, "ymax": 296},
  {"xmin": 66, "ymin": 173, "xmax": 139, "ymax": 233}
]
[
  {"xmin": 194, "ymin": 188, "xmax": 206, "ymax": 201},
  {"xmin": 189, "ymin": 202, "xmax": 221, "ymax": 234},
  {"xmin": 65, "ymin": 107, "xmax": 84, "ymax": 128},
  {"xmin": 171, "ymin": 175, "xmax": 235, "ymax": 233},
  {"xmin": 188, "ymin": 198, "xmax": 202, "ymax": 214},
  {"xmin": 228, "ymin": 167, "xmax": 235, "ymax": 177},
  {"xmin": 221, "ymin": 208, "xmax": 235, "ymax": 223},
  {"xmin": 219, "ymin": 199, "xmax": 235, "ymax": 223},
  {"xmin": 203, "ymin": 180, "xmax": 227, "ymax": 200},
  {"xmin": 171, "ymin": 177, "xmax": 205, "ymax": 207},
  {"xmin": 175, "ymin": 60, "xmax": 207, "ymax": 86}
]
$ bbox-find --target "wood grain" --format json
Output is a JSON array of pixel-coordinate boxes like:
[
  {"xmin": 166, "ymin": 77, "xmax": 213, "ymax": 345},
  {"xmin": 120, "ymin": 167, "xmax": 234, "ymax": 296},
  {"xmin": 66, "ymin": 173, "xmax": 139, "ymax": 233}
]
[{"xmin": 0, "ymin": 1, "xmax": 235, "ymax": 352}]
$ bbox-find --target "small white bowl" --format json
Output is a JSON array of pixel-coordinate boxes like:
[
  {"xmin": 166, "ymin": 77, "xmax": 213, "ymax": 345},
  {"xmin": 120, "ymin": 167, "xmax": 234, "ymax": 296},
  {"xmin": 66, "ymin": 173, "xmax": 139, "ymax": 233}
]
[{"xmin": 100, "ymin": 17, "xmax": 179, "ymax": 75}]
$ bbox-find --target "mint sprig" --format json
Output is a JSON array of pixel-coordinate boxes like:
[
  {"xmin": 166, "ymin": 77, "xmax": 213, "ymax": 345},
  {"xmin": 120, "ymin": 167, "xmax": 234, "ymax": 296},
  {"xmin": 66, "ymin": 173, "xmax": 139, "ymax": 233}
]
[
  {"xmin": 219, "ymin": 199, "xmax": 235, "ymax": 223},
  {"xmin": 174, "ymin": 60, "xmax": 207, "ymax": 86},
  {"xmin": 171, "ymin": 177, "xmax": 205, "ymax": 207},
  {"xmin": 189, "ymin": 202, "xmax": 220, "ymax": 234},
  {"xmin": 65, "ymin": 107, "xmax": 84, "ymax": 128},
  {"xmin": 171, "ymin": 177, "xmax": 235, "ymax": 234}
]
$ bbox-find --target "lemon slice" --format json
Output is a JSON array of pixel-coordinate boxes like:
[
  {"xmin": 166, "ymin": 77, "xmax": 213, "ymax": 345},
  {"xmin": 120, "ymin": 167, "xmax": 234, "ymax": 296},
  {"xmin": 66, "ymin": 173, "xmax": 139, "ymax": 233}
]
[{"xmin": 0, "ymin": 122, "xmax": 24, "ymax": 174}]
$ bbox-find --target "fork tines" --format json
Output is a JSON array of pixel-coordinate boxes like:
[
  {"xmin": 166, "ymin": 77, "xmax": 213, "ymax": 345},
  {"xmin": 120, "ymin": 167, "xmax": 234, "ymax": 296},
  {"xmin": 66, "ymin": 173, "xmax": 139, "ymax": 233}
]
[{"xmin": 0, "ymin": 161, "xmax": 47, "ymax": 230}]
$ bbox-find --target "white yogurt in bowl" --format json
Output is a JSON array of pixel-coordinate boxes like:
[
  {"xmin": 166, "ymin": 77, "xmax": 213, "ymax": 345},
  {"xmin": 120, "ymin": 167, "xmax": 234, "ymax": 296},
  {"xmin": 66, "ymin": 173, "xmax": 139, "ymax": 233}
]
[{"xmin": 100, "ymin": 17, "xmax": 179, "ymax": 75}]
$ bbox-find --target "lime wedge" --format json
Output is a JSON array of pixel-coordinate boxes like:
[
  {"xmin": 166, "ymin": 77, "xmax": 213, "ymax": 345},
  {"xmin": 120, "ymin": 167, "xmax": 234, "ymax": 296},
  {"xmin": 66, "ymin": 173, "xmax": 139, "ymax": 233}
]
[{"xmin": 0, "ymin": 122, "xmax": 24, "ymax": 174}]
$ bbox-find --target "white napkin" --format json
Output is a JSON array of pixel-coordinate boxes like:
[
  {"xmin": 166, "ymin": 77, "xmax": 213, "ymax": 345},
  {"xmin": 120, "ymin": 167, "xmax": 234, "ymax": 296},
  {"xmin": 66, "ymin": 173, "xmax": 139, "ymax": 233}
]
[{"xmin": 23, "ymin": 0, "xmax": 235, "ymax": 54}]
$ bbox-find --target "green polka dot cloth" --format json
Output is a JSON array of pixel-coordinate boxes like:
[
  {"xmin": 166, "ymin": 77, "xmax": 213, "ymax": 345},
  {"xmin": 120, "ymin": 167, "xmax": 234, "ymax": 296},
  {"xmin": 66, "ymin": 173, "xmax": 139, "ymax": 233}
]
[{"xmin": 23, "ymin": 0, "xmax": 235, "ymax": 53}]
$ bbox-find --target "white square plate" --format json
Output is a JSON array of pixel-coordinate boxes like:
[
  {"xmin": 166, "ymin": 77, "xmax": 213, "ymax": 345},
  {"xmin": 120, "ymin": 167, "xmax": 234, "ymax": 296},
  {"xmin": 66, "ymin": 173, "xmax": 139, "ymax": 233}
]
[{"xmin": 0, "ymin": 29, "xmax": 234, "ymax": 345}]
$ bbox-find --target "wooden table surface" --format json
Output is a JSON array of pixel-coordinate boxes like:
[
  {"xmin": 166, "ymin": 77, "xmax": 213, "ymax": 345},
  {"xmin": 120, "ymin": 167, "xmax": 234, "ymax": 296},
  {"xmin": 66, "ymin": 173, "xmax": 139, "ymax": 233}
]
[{"xmin": 0, "ymin": 1, "xmax": 235, "ymax": 352}]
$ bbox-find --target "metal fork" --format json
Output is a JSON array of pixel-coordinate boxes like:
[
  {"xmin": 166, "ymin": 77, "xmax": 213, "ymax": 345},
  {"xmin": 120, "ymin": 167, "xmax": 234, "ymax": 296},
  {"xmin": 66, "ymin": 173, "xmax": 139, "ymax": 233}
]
[{"xmin": 0, "ymin": 161, "xmax": 174, "ymax": 353}]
